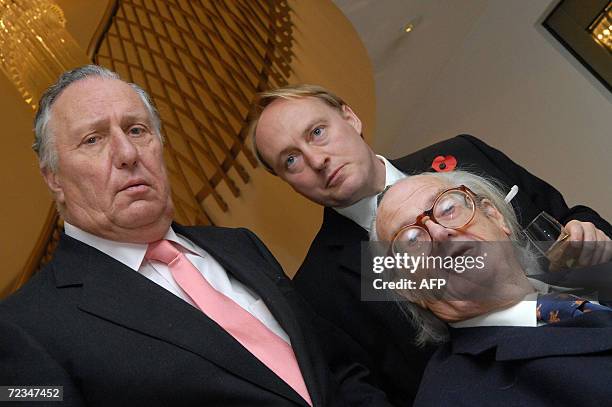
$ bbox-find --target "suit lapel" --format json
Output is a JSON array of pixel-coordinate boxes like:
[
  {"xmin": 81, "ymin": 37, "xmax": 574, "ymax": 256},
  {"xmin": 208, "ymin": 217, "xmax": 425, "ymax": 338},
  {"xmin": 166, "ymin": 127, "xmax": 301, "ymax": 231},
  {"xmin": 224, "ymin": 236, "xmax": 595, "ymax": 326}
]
[
  {"xmin": 174, "ymin": 225, "xmax": 320, "ymax": 406},
  {"xmin": 320, "ymin": 208, "xmax": 368, "ymax": 275},
  {"xmin": 451, "ymin": 312, "xmax": 612, "ymax": 361},
  {"xmin": 391, "ymin": 149, "xmax": 434, "ymax": 175},
  {"xmin": 53, "ymin": 233, "xmax": 310, "ymax": 406}
]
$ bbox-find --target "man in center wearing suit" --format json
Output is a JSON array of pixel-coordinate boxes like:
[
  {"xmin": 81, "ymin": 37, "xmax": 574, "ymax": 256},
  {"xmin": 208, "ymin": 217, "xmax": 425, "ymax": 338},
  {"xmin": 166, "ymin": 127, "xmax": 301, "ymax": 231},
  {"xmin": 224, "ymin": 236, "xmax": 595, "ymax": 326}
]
[
  {"xmin": 0, "ymin": 67, "xmax": 392, "ymax": 406},
  {"xmin": 249, "ymin": 84, "xmax": 612, "ymax": 406}
]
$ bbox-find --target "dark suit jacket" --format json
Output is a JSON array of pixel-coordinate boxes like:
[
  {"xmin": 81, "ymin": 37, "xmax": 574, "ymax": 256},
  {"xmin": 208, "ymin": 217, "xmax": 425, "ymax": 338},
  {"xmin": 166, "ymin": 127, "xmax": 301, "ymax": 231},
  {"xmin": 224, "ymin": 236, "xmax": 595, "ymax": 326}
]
[
  {"xmin": 414, "ymin": 311, "xmax": 612, "ymax": 406},
  {"xmin": 293, "ymin": 135, "xmax": 612, "ymax": 406},
  {"xmin": 0, "ymin": 225, "xmax": 391, "ymax": 407}
]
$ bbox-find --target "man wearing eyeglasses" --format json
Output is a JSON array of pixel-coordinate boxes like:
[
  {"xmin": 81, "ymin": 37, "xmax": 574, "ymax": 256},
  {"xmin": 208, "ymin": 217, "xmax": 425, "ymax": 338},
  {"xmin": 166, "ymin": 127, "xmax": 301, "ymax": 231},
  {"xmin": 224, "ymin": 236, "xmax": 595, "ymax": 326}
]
[
  {"xmin": 249, "ymin": 84, "xmax": 612, "ymax": 405},
  {"xmin": 373, "ymin": 171, "xmax": 612, "ymax": 405}
]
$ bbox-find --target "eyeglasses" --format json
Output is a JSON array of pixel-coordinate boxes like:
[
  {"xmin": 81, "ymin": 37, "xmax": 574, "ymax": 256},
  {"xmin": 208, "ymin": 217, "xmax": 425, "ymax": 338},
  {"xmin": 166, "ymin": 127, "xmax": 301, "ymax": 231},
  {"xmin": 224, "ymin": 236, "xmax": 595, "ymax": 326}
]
[{"xmin": 390, "ymin": 185, "xmax": 478, "ymax": 256}]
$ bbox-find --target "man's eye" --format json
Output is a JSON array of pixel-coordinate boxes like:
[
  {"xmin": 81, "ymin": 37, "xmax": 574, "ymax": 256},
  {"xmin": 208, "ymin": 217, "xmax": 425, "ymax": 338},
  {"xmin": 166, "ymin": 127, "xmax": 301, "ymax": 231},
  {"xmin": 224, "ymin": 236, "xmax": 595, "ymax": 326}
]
[
  {"xmin": 128, "ymin": 126, "xmax": 145, "ymax": 136},
  {"xmin": 403, "ymin": 228, "xmax": 424, "ymax": 244},
  {"xmin": 439, "ymin": 202, "xmax": 456, "ymax": 217},
  {"xmin": 286, "ymin": 155, "xmax": 296, "ymax": 167},
  {"xmin": 312, "ymin": 127, "xmax": 324, "ymax": 138},
  {"xmin": 84, "ymin": 136, "xmax": 99, "ymax": 145}
]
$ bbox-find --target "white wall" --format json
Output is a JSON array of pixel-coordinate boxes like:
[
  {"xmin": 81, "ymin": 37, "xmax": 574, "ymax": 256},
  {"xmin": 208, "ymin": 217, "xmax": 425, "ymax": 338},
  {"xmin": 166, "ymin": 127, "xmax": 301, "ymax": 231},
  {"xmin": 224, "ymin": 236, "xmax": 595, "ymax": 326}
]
[{"xmin": 378, "ymin": 0, "xmax": 612, "ymax": 221}]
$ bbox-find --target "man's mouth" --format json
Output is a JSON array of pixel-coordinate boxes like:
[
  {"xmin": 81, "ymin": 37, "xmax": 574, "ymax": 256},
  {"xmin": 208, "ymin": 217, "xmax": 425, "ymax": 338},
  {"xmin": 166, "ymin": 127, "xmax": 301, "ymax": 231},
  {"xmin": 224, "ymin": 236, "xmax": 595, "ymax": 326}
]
[
  {"xmin": 326, "ymin": 164, "xmax": 346, "ymax": 188},
  {"xmin": 434, "ymin": 243, "xmax": 473, "ymax": 258},
  {"xmin": 119, "ymin": 179, "xmax": 150, "ymax": 193}
]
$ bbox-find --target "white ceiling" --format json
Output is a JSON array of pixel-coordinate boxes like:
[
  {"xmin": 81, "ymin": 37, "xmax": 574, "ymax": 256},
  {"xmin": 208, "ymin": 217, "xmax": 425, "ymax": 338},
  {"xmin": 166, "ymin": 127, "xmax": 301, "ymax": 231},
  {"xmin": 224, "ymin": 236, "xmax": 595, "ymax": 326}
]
[
  {"xmin": 333, "ymin": 0, "xmax": 488, "ymax": 154},
  {"xmin": 331, "ymin": 0, "xmax": 612, "ymax": 223}
]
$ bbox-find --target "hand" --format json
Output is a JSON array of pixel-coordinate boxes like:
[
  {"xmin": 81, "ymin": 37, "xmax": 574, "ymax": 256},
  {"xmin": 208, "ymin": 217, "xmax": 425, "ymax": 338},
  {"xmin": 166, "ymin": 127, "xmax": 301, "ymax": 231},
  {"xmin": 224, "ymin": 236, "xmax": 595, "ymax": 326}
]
[{"xmin": 563, "ymin": 220, "xmax": 612, "ymax": 267}]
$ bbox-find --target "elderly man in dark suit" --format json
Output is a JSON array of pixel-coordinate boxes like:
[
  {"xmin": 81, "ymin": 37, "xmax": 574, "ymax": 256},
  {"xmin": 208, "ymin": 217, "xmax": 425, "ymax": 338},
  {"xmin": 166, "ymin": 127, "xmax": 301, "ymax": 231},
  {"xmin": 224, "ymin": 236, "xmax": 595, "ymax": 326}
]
[
  {"xmin": 249, "ymin": 84, "xmax": 612, "ymax": 406},
  {"xmin": 374, "ymin": 170, "xmax": 612, "ymax": 406},
  {"xmin": 0, "ymin": 66, "xmax": 392, "ymax": 407}
]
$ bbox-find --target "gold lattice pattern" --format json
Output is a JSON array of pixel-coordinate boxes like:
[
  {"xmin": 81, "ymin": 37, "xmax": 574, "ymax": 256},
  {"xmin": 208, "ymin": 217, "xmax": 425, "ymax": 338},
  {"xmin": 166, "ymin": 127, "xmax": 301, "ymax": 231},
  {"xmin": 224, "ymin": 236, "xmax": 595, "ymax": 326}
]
[{"xmin": 93, "ymin": 0, "xmax": 293, "ymax": 225}]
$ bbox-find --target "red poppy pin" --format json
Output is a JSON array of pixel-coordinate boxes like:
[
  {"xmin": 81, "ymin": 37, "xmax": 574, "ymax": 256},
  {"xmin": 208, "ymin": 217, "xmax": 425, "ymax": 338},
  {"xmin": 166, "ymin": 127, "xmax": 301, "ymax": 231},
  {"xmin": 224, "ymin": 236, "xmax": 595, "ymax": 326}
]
[{"xmin": 431, "ymin": 155, "xmax": 457, "ymax": 172}]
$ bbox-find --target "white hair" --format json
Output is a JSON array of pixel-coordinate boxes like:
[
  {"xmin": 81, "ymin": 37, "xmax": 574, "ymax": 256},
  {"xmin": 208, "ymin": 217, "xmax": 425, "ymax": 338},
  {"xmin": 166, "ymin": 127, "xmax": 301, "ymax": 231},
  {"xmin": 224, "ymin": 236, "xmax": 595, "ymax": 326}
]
[{"xmin": 371, "ymin": 170, "xmax": 542, "ymax": 346}]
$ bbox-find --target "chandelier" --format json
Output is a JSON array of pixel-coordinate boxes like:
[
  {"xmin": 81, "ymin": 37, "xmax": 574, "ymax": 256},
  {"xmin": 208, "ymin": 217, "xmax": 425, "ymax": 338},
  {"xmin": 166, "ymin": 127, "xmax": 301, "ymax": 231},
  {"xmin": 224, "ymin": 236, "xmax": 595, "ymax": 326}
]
[{"xmin": 0, "ymin": 0, "xmax": 88, "ymax": 109}]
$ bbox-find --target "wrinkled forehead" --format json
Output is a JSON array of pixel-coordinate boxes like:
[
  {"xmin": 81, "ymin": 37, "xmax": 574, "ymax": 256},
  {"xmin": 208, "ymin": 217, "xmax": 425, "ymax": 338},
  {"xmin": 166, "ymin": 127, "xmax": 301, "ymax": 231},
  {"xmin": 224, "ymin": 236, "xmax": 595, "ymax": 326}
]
[
  {"xmin": 50, "ymin": 78, "xmax": 147, "ymax": 128},
  {"xmin": 384, "ymin": 176, "xmax": 451, "ymax": 212},
  {"xmin": 377, "ymin": 176, "xmax": 450, "ymax": 233},
  {"xmin": 258, "ymin": 96, "xmax": 338, "ymax": 134}
]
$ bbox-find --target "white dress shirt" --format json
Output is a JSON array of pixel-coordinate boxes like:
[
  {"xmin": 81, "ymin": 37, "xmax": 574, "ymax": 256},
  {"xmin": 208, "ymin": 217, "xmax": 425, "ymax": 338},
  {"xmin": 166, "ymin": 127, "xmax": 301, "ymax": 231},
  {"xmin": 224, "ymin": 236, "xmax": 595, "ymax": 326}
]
[
  {"xmin": 64, "ymin": 222, "xmax": 291, "ymax": 343},
  {"xmin": 334, "ymin": 155, "xmax": 406, "ymax": 232},
  {"xmin": 449, "ymin": 292, "xmax": 540, "ymax": 328}
]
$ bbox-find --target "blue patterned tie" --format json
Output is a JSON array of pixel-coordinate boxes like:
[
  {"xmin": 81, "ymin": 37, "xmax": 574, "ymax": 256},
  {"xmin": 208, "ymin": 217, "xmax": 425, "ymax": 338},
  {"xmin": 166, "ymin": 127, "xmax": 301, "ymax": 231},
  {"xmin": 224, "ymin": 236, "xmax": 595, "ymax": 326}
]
[{"xmin": 537, "ymin": 293, "xmax": 612, "ymax": 323}]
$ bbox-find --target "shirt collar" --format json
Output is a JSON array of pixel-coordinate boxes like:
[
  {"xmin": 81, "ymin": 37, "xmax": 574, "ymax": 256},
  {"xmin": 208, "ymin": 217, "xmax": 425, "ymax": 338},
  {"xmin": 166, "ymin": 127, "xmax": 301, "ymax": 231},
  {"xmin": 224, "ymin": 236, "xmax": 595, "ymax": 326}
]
[
  {"xmin": 449, "ymin": 292, "xmax": 539, "ymax": 328},
  {"xmin": 333, "ymin": 155, "xmax": 406, "ymax": 232},
  {"xmin": 64, "ymin": 222, "xmax": 186, "ymax": 271}
]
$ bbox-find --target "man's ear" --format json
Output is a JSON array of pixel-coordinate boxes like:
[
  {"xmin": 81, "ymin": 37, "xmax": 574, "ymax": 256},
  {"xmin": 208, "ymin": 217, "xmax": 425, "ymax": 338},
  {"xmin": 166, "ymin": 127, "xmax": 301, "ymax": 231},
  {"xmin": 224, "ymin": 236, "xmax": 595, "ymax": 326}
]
[
  {"xmin": 341, "ymin": 104, "xmax": 362, "ymax": 134},
  {"xmin": 480, "ymin": 199, "xmax": 511, "ymax": 236},
  {"xmin": 41, "ymin": 167, "xmax": 65, "ymax": 205}
]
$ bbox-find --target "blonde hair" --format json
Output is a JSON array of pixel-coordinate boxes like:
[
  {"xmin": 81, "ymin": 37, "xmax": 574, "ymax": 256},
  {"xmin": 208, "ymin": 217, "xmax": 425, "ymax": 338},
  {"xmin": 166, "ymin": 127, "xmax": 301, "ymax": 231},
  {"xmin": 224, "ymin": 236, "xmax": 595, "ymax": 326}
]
[{"xmin": 247, "ymin": 84, "xmax": 347, "ymax": 174}]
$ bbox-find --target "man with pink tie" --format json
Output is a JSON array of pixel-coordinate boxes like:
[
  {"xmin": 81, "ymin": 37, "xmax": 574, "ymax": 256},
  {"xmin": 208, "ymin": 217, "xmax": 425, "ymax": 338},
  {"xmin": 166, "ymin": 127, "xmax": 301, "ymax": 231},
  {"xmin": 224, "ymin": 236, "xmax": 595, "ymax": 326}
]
[{"xmin": 0, "ymin": 66, "xmax": 391, "ymax": 407}]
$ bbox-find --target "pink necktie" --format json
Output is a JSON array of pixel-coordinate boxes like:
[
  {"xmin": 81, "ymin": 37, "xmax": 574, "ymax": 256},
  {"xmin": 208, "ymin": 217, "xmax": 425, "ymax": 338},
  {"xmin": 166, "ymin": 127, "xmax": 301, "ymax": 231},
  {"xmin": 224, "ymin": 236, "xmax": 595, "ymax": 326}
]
[{"xmin": 146, "ymin": 240, "xmax": 312, "ymax": 406}]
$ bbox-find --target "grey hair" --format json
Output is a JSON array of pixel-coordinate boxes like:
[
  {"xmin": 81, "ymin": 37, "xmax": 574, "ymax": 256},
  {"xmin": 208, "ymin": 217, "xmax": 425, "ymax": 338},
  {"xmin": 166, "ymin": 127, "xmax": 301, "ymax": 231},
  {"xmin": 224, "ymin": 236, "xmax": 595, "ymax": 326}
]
[
  {"xmin": 33, "ymin": 64, "xmax": 162, "ymax": 171},
  {"xmin": 371, "ymin": 171, "xmax": 523, "ymax": 241},
  {"xmin": 371, "ymin": 170, "xmax": 542, "ymax": 346}
]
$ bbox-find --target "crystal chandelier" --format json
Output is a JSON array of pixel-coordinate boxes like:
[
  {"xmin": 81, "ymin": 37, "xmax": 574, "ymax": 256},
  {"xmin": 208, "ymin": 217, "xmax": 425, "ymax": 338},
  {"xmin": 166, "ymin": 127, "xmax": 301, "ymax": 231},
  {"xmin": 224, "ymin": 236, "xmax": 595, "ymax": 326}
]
[{"xmin": 0, "ymin": 0, "xmax": 88, "ymax": 109}]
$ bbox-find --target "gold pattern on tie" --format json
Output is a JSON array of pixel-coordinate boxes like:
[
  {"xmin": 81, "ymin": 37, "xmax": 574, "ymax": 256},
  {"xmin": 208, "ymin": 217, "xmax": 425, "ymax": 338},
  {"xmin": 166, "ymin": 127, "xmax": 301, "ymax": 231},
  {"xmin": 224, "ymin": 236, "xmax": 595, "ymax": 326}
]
[{"xmin": 0, "ymin": 0, "xmax": 89, "ymax": 109}]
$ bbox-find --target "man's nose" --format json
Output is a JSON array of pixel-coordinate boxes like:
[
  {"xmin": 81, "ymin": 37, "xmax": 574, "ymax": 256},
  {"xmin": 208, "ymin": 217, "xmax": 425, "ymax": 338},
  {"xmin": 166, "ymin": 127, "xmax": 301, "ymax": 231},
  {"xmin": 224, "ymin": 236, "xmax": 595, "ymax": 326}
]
[
  {"xmin": 111, "ymin": 130, "xmax": 139, "ymax": 169},
  {"xmin": 423, "ymin": 217, "xmax": 457, "ymax": 242},
  {"xmin": 304, "ymin": 149, "xmax": 328, "ymax": 171}
]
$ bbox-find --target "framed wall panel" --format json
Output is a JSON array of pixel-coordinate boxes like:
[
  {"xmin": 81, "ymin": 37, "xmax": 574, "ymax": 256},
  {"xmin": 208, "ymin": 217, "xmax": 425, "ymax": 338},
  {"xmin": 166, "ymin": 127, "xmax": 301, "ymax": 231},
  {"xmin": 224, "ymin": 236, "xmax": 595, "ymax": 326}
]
[{"xmin": 543, "ymin": 0, "xmax": 612, "ymax": 92}]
